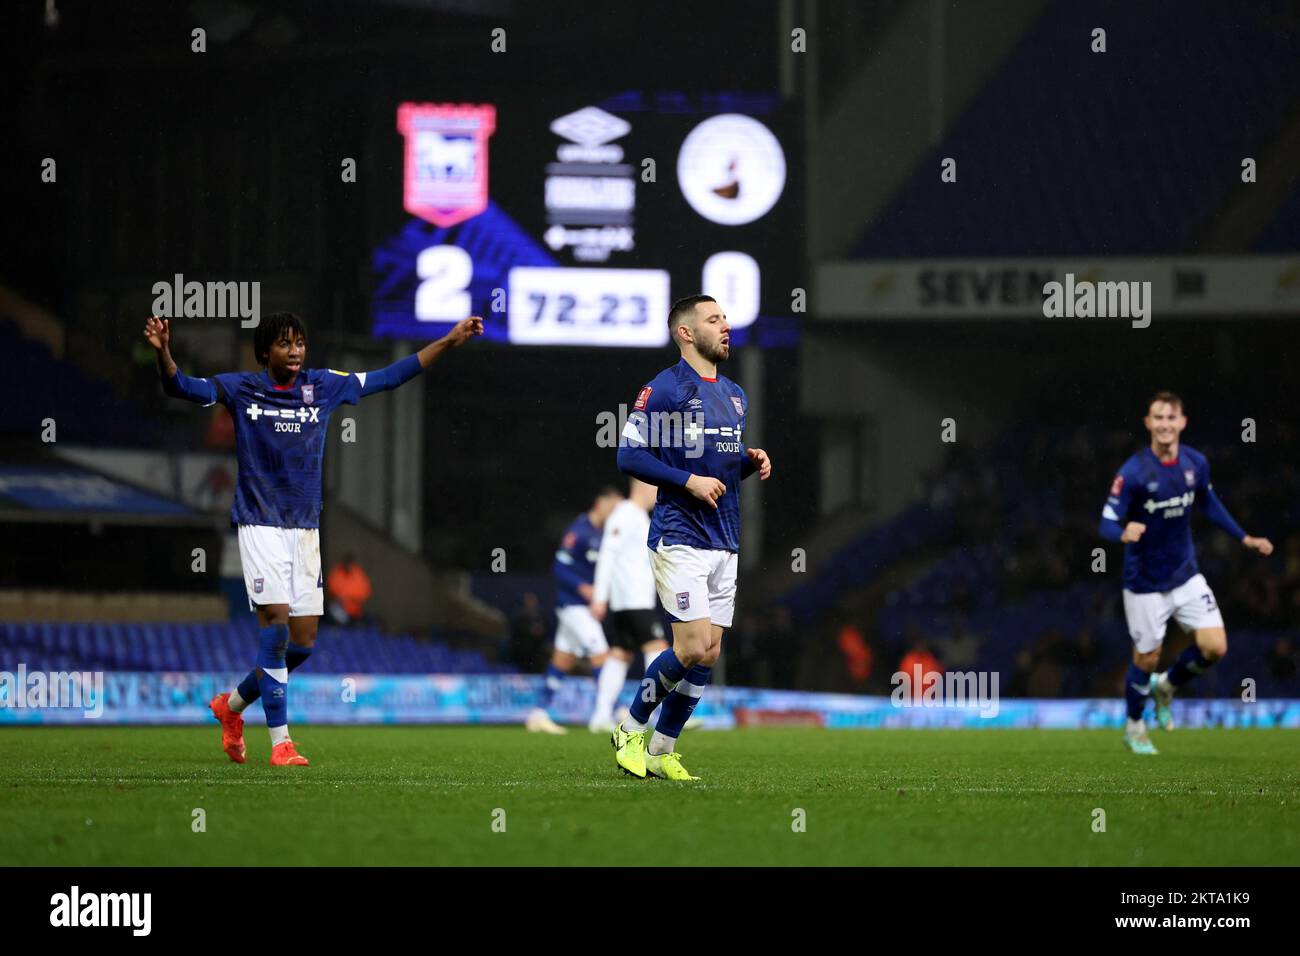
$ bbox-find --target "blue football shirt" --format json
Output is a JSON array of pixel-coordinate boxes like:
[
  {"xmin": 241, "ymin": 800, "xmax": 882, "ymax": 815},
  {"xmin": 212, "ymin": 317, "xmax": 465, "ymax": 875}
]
[{"xmin": 622, "ymin": 358, "xmax": 749, "ymax": 553}]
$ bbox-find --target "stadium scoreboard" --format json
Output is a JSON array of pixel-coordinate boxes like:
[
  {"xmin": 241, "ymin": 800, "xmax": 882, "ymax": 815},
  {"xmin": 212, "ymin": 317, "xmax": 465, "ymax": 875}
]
[{"xmin": 372, "ymin": 91, "xmax": 800, "ymax": 348}]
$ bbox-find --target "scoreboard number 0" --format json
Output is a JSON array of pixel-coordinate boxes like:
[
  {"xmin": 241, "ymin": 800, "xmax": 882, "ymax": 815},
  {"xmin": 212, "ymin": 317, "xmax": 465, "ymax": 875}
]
[{"xmin": 702, "ymin": 251, "xmax": 760, "ymax": 329}]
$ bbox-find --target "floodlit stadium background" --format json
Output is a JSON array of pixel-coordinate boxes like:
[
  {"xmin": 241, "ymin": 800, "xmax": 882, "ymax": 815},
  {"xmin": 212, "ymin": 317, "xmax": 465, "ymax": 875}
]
[{"xmin": 2, "ymin": 0, "xmax": 1298, "ymax": 727}]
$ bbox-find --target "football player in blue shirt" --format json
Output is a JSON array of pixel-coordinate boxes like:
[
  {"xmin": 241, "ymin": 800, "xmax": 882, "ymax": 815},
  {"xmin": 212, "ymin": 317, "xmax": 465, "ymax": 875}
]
[
  {"xmin": 144, "ymin": 311, "xmax": 481, "ymax": 765},
  {"xmin": 1099, "ymin": 391, "xmax": 1272, "ymax": 754},
  {"xmin": 524, "ymin": 487, "xmax": 623, "ymax": 735},
  {"xmin": 611, "ymin": 294, "xmax": 772, "ymax": 780}
]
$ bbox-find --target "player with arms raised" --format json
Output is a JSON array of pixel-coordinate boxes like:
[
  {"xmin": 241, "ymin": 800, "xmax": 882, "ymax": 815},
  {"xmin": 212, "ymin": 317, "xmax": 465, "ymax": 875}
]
[
  {"xmin": 145, "ymin": 311, "xmax": 482, "ymax": 765},
  {"xmin": 1099, "ymin": 391, "xmax": 1272, "ymax": 754},
  {"xmin": 610, "ymin": 294, "xmax": 772, "ymax": 780}
]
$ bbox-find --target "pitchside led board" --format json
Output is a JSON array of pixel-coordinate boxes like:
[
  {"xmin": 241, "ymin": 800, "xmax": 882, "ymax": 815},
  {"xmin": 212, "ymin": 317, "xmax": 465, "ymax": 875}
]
[{"xmin": 372, "ymin": 91, "xmax": 801, "ymax": 348}]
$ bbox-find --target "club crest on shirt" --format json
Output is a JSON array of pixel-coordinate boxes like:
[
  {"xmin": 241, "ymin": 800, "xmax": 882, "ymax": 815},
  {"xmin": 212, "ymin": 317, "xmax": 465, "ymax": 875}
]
[
  {"xmin": 634, "ymin": 386, "xmax": 653, "ymax": 411},
  {"xmin": 1184, "ymin": 469, "xmax": 1195, "ymax": 487},
  {"xmin": 731, "ymin": 396, "xmax": 744, "ymax": 415},
  {"xmin": 301, "ymin": 384, "xmax": 315, "ymax": 405},
  {"xmin": 254, "ymin": 578, "xmax": 264, "ymax": 594},
  {"xmin": 676, "ymin": 591, "xmax": 690, "ymax": 611}
]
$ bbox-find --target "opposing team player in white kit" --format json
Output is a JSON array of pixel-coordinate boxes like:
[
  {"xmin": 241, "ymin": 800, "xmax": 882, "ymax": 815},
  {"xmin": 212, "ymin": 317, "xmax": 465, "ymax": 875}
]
[{"xmin": 588, "ymin": 478, "xmax": 670, "ymax": 733}]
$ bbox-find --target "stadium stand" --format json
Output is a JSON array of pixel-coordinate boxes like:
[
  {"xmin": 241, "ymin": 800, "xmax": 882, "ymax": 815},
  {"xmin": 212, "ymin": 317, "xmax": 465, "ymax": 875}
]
[
  {"xmin": 0, "ymin": 318, "xmax": 158, "ymax": 447},
  {"xmin": 850, "ymin": 2, "xmax": 1300, "ymax": 258},
  {"xmin": 0, "ymin": 621, "xmax": 512, "ymax": 676}
]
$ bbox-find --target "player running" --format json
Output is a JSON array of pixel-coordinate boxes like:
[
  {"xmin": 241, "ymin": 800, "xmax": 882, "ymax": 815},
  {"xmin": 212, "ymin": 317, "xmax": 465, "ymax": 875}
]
[
  {"xmin": 588, "ymin": 478, "xmax": 670, "ymax": 734},
  {"xmin": 610, "ymin": 294, "xmax": 771, "ymax": 780},
  {"xmin": 524, "ymin": 487, "xmax": 623, "ymax": 734},
  {"xmin": 145, "ymin": 311, "xmax": 482, "ymax": 765},
  {"xmin": 1099, "ymin": 391, "xmax": 1272, "ymax": 755}
]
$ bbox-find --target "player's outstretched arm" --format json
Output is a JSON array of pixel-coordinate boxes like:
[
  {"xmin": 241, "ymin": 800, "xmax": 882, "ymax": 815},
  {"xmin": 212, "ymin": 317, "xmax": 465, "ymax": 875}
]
[
  {"xmin": 415, "ymin": 316, "xmax": 483, "ymax": 368},
  {"xmin": 1198, "ymin": 482, "xmax": 1271, "ymax": 552},
  {"xmin": 144, "ymin": 315, "xmax": 219, "ymax": 405},
  {"xmin": 358, "ymin": 316, "xmax": 483, "ymax": 399}
]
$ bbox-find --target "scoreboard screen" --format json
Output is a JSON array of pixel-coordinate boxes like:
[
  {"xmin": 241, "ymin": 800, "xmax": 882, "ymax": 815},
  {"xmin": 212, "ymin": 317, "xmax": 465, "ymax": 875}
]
[{"xmin": 372, "ymin": 91, "xmax": 800, "ymax": 348}]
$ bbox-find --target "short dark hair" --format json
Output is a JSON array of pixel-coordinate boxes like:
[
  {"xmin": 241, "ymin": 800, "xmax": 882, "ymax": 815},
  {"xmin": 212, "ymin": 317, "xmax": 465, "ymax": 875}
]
[
  {"xmin": 667, "ymin": 294, "xmax": 716, "ymax": 341},
  {"xmin": 1148, "ymin": 390, "xmax": 1184, "ymax": 414},
  {"xmin": 594, "ymin": 485, "xmax": 622, "ymax": 503},
  {"xmin": 254, "ymin": 311, "xmax": 307, "ymax": 366}
]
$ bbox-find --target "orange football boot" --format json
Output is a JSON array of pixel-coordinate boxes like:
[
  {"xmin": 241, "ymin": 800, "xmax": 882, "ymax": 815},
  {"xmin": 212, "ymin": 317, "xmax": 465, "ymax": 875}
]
[
  {"xmin": 269, "ymin": 739, "xmax": 310, "ymax": 766},
  {"xmin": 208, "ymin": 692, "xmax": 246, "ymax": 764}
]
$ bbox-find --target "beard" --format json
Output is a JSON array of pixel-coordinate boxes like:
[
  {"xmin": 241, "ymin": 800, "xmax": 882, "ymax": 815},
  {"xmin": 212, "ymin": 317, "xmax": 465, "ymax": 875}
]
[{"xmin": 697, "ymin": 337, "xmax": 730, "ymax": 364}]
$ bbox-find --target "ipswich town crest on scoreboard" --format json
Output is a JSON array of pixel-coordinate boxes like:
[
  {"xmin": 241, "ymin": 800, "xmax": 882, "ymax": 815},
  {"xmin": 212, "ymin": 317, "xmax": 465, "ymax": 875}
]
[{"xmin": 397, "ymin": 103, "xmax": 497, "ymax": 227}]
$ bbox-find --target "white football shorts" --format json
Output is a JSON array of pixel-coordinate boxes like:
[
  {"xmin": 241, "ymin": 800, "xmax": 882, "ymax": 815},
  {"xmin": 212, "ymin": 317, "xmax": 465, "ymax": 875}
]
[
  {"xmin": 651, "ymin": 540, "xmax": 738, "ymax": 628},
  {"xmin": 1122, "ymin": 572, "xmax": 1224, "ymax": 654},
  {"xmin": 237, "ymin": 524, "xmax": 324, "ymax": 617},
  {"xmin": 554, "ymin": 604, "xmax": 609, "ymax": 657}
]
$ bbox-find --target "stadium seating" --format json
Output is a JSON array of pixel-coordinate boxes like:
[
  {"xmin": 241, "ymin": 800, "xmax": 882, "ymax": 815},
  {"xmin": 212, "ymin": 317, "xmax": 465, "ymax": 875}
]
[
  {"xmin": 0, "ymin": 620, "xmax": 512, "ymax": 675},
  {"xmin": 850, "ymin": 3, "xmax": 1300, "ymax": 258},
  {"xmin": 0, "ymin": 318, "xmax": 157, "ymax": 446}
]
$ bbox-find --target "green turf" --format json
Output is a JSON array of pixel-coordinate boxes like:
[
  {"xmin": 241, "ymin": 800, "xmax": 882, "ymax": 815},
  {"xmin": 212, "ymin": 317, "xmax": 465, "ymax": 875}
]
[{"xmin": 1, "ymin": 726, "xmax": 1296, "ymax": 865}]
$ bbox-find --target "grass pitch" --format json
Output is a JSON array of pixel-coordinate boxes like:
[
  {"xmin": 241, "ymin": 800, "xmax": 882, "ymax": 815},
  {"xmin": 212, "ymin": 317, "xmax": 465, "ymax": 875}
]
[{"xmin": 1, "ymin": 726, "xmax": 1296, "ymax": 866}]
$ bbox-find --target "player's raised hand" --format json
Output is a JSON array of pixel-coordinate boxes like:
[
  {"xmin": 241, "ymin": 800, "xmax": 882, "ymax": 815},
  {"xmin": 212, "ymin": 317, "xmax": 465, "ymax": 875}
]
[
  {"xmin": 747, "ymin": 447, "xmax": 772, "ymax": 480},
  {"xmin": 1121, "ymin": 521, "xmax": 1146, "ymax": 543},
  {"xmin": 685, "ymin": 474, "xmax": 726, "ymax": 509},
  {"xmin": 143, "ymin": 315, "xmax": 170, "ymax": 351},
  {"xmin": 1243, "ymin": 535, "xmax": 1273, "ymax": 556},
  {"xmin": 443, "ymin": 316, "xmax": 483, "ymax": 348}
]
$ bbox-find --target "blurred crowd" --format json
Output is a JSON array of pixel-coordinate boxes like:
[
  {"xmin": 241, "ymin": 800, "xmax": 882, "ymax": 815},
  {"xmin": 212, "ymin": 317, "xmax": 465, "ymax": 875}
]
[{"xmin": 800, "ymin": 420, "xmax": 1300, "ymax": 697}]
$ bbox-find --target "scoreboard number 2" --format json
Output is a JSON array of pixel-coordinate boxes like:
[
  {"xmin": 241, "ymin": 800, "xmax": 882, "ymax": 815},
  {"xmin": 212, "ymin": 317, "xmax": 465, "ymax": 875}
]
[{"xmin": 415, "ymin": 246, "xmax": 473, "ymax": 321}]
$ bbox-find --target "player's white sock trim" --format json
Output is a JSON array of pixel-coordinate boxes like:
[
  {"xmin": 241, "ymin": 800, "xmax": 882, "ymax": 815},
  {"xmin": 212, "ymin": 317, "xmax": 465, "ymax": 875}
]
[
  {"xmin": 673, "ymin": 679, "xmax": 705, "ymax": 699},
  {"xmin": 228, "ymin": 689, "xmax": 247, "ymax": 713},
  {"xmin": 648, "ymin": 730, "xmax": 677, "ymax": 756},
  {"xmin": 263, "ymin": 667, "xmax": 288, "ymax": 684},
  {"xmin": 269, "ymin": 725, "xmax": 291, "ymax": 747},
  {"xmin": 1125, "ymin": 718, "xmax": 1147, "ymax": 736},
  {"xmin": 623, "ymin": 715, "xmax": 648, "ymax": 733},
  {"xmin": 593, "ymin": 657, "xmax": 629, "ymax": 725}
]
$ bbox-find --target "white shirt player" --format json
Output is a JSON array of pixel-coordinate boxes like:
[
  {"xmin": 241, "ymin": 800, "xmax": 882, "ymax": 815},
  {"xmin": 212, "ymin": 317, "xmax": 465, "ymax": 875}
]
[{"xmin": 593, "ymin": 499, "xmax": 656, "ymax": 612}]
